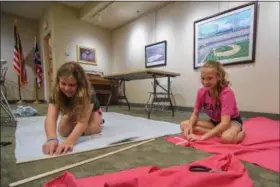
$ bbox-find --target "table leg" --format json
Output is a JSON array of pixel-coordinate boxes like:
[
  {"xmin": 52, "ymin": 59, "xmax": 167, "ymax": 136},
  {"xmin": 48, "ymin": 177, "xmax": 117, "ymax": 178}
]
[
  {"xmin": 167, "ymin": 76, "xmax": 175, "ymax": 116},
  {"xmin": 105, "ymin": 88, "xmax": 112, "ymax": 112},
  {"xmin": 148, "ymin": 76, "xmax": 157, "ymax": 119},
  {"xmin": 123, "ymin": 81, "xmax": 130, "ymax": 111},
  {"xmin": 118, "ymin": 80, "xmax": 130, "ymax": 111}
]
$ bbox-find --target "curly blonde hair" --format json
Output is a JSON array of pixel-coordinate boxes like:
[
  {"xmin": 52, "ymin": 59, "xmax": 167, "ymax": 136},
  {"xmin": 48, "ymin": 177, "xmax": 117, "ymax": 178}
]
[
  {"xmin": 52, "ymin": 61, "xmax": 92, "ymax": 122},
  {"xmin": 202, "ymin": 60, "xmax": 230, "ymax": 104}
]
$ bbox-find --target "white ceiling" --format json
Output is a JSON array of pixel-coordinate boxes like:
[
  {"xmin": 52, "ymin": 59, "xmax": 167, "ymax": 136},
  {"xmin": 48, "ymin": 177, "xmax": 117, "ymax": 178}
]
[
  {"xmin": 0, "ymin": 1, "xmax": 52, "ymax": 20},
  {"xmin": 0, "ymin": 1, "xmax": 171, "ymax": 30},
  {"xmin": 81, "ymin": 1, "xmax": 170, "ymax": 30},
  {"xmin": 60, "ymin": 1, "xmax": 88, "ymax": 9}
]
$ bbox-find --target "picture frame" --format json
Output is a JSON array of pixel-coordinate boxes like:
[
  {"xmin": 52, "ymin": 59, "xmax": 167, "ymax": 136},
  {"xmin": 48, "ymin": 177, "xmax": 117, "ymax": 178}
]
[
  {"xmin": 76, "ymin": 45, "xmax": 97, "ymax": 65},
  {"xmin": 145, "ymin": 40, "xmax": 167, "ymax": 68},
  {"xmin": 193, "ymin": 2, "xmax": 258, "ymax": 69}
]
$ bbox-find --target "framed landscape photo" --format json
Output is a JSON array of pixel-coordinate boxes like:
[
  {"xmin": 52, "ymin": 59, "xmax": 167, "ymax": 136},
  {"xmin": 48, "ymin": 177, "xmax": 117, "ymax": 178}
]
[
  {"xmin": 145, "ymin": 40, "xmax": 167, "ymax": 68},
  {"xmin": 76, "ymin": 45, "xmax": 97, "ymax": 65},
  {"xmin": 193, "ymin": 2, "xmax": 258, "ymax": 69}
]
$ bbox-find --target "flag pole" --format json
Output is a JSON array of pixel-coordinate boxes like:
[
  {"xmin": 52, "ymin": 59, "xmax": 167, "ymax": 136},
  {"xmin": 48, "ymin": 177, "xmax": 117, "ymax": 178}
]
[
  {"xmin": 34, "ymin": 77, "xmax": 40, "ymax": 104},
  {"xmin": 33, "ymin": 36, "xmax": 40, "ymax": 104},
  {"xmin": 17, "ymin": 77, "xmax": 23, "ymax": 104},
  {"xmin": 33, "ymin": 75, "xmax": 40, "ymax": 104},
  {"xmin": 15, "ymin": 20, "xmax": 24, "ymax": 104}
]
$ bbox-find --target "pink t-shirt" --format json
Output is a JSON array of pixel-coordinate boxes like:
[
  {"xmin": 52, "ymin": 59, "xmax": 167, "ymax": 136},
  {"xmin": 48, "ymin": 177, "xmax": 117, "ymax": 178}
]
[{"xmin": 194, "ymin": 86, "xmax": 240, "ymax": 122}]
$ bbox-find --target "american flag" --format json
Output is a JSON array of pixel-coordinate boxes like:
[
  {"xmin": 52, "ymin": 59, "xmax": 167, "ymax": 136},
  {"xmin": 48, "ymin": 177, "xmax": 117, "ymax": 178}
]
[
  {"xmin": 34, "ymin": 38, "xmax": 43, "ymax": 88},
  {"xmin": 13, "ymin": 22, "xmax": 27, "ymax": 85}
]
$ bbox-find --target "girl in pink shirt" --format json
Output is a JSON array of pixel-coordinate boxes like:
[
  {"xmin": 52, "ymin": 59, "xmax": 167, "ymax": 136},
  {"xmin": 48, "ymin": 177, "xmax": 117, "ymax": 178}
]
[{"xmin": 180, "ymin": 61, "xmax": 245, "ymax": 144}]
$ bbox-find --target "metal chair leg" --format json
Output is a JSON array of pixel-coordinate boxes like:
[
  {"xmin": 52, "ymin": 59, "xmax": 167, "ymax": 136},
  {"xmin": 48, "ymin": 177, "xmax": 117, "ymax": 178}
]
[
  {"xmin": 0, "ymin": 84, "xmax": 7, "ymax": 99},
  {"xmin": 0, "ymin": 90, "xmax": 17, "ymax": 126},
  {"xmin": 145, "ymin": 93, "xmax": 153, "ymax": 112}
]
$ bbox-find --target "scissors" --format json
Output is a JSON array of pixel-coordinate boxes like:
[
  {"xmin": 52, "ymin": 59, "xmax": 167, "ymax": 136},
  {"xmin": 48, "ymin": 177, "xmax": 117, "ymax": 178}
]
[{"xmin": 189, "ymin": 165, "xmax": 224, "ymax": 173}]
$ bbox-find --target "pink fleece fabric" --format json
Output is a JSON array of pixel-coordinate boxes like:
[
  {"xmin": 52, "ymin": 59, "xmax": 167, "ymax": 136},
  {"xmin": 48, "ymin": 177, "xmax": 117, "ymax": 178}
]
[
  {"xmin": 166, "ymin": 117, "xmax": 280, "ymax": 172},
  {"xmin": 43, "ymin": 154, "xmax": 253, "ymax": 187}
]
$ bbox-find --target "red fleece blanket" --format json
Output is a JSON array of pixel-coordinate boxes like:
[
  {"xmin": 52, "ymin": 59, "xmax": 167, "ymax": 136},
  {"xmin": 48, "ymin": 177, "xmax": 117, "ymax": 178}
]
[
  {"xmin": 43, "ymin": 154, "xmax": 253, "ymax": 187},
  {"xmin": 166, "ymin": 117, "xmax": 280, "ymax": 172}
]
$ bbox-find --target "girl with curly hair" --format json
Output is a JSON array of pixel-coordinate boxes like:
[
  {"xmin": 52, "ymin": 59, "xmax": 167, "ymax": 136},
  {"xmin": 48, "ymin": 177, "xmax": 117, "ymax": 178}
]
[{"xmin": 42, "ymin": 61, "xmax": 103, "ymax": 155}]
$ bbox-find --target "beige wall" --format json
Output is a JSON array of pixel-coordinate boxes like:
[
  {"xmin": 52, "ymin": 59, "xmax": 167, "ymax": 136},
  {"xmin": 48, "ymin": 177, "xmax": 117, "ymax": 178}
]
[
  {"xmin": 0, "ymin": 13, "xmax": 44, "ymax": 100},
  {"xmin": 112, "ymin": 2, "xmax": 279, "ymax": 114},
  {"xmin": 50, "ymin": 3, "xmax": 112, "ymax": 71},
  {"xmin": 39, "ymin": 3, "xmax": 112, "ymax": 100}
]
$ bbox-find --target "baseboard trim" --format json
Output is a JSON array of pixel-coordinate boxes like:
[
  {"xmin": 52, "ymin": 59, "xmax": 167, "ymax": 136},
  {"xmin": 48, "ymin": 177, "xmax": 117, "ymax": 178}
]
[
  {"xmin": 6, "ymin": 100, "xmax": 279, "ymax": 120},
  {"xmin": 8, "ymin": 99, "xmax": 47, "ymax": 104},
  {"xmin": 118, "ymin": 102, "xmax": 280, "ymax": 120}
]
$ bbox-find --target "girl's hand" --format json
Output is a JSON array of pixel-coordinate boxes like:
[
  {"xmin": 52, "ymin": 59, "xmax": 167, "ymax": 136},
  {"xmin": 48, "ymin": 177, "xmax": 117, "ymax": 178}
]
[
  {"xmin": 55, "ymin": 141, "xmax": 74, "ymax": 155},
  {"xmin": 188, "ymin": 134, "xmax": 200, "ymax": 141},
  {"xmin": 188, "ymin": 134, "xmax": 207, "ymax": 141},
  {"xmin": 183, "ymin": 126, "xmax": 193, "ymax": 139},
  {"xmin": 42, "ymin": 140, "xmax": 59, "ymax": 155}
]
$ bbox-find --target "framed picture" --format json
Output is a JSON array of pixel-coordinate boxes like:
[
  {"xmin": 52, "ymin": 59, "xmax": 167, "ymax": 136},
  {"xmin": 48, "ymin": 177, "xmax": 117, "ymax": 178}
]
[
  {"xmin": 193, "ymin": 2, "xmax": 258, "ymax": 69},
  {"xmin": 76, "ymin": 45, "xmax": 97, "ymax": 65},
  {"xmin": 145, "ymin": 40, "xmax": 167, "ymax": 68}
]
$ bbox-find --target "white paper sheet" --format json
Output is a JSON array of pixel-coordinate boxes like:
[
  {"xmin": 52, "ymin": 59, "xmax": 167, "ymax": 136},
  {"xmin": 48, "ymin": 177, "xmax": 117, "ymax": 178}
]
[{"xmin": 15, "ymin": 112, "xmax": 180, "ymax": 163}]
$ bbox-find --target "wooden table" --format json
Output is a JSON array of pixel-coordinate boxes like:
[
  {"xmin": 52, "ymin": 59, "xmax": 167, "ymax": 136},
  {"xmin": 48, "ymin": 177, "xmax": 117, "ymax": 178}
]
[{"xmin": 103, "ymin": 69, "xmax": 180, "ymax": 119}]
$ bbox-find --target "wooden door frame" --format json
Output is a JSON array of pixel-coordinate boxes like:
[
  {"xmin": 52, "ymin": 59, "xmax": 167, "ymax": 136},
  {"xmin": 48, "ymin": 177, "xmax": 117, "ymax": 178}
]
[{"xmin": 43, "ymin": 33, "xmax": 52, "ymax": 101}]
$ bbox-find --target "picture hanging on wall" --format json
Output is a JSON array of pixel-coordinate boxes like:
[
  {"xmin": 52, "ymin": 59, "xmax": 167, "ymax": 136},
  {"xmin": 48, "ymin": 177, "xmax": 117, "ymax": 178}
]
[
  {"xmin": 76, "ymin": 45, "xmax": 97, "ymax": 65},
  {"xmin": 145, "ymin": 40, "xmax": 167, "ymax": 68},
  {"xmin": 193, "ymin": 2, "xmax": 258, "ymax": 69}
]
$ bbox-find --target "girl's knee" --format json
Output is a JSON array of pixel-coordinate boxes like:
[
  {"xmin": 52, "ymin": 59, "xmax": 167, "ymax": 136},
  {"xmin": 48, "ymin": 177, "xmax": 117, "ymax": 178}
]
[
  {"xmin": 220, "ymin": 123, "xmax": 244, "ymax": 144},
  {"xmin": 220, "ymin": 130, "xmax": 245, "ymax": 144},
  {"xmin": 180, "ymin": 123, "xmax": 184, "ymax": 131},
  {"xmin": 236, "ymin": 130, "xmax": 246, "ymax": 143},
  {"xmin": 220, "ymin": 133, "xmax": 236, "ymax": 144},
  {"xmin": 92, "ymin": 111, "xmax": 103, "ymax": 124},
  {"xmin": 180, "ymin": 120, "xmax": 189, "ymax": 131},
  {"xmin": 84, "ymin": 122, "xmax": 102, "ymax": 135},
  {"xmin": 84, "ymin": 111, "xmax": 103, "ymax": 135}
]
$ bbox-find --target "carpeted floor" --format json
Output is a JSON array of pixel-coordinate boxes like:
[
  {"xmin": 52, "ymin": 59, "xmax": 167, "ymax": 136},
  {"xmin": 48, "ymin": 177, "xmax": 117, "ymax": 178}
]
[{"xmin": 1, "ymin": 104, "xmax": 279, "ymax": 187}]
